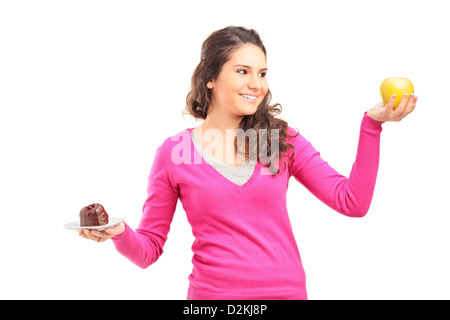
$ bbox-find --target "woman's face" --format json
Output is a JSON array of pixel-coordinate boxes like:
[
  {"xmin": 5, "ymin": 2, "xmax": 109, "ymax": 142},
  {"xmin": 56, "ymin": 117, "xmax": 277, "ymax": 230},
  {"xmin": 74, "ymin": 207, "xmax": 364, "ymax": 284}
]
[{"xmin": 207, "ymin": 44, "xmax": 269, "ymax": 118}]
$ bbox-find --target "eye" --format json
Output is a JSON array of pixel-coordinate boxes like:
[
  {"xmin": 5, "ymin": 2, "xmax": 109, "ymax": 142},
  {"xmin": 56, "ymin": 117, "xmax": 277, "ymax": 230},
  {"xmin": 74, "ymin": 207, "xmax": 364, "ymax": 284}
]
[
  {"xmin": 258, "ymin": 72, "xmax": 267, "ymax": 78},
  {"xmin": 237, "ymin": 69, "xmax": 247, "ymax": 75}
]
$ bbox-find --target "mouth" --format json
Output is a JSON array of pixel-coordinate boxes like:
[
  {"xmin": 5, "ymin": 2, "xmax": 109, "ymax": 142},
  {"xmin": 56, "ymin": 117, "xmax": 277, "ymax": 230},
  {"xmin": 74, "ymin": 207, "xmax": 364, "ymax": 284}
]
[{"xmin": 239, "ymin": 93, "xmax": 258, "ymax": 103}]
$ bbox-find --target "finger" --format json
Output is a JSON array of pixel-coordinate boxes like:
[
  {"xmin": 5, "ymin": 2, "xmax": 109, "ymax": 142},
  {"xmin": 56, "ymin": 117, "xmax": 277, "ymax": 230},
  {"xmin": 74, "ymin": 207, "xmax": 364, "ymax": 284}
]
[
  {"xmin": 401, "ymin": 94, "xmax": 417, "ymax": 118},
  {"xmin": 404, "ymin": 94, "xmax": 416, "ymax": 114},
  {"xmin": 394, "ymin": 93, "xmax": 409, "ymax": 114},
  {"xmin": 411, "ymin": 95, "xmax": 418, "ymax": 111},
  {"xmin": 82, "ymin": 229, "xmax": 94, "ymax": 240},
  {"xmin": 79, "ymin": 231, "xmax": 88, "ymax": 239},
  {"xmin": 83, "ymin": 229, "xmax": 102, "ymax": 242},
  {"xmin": 386, "ymin": 94, "xmax": 396, "ymax": 109},
  {"xmin": 90, "ymin": 230, "xmax": 111, "ymax": 240}
]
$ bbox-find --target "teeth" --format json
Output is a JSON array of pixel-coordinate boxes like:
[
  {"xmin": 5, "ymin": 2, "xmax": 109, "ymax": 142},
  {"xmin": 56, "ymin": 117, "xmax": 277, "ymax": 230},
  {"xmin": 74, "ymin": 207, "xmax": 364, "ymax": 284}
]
[{"xmin": 240, "ymin": 94, "xmax": 257, "ymax": 100}]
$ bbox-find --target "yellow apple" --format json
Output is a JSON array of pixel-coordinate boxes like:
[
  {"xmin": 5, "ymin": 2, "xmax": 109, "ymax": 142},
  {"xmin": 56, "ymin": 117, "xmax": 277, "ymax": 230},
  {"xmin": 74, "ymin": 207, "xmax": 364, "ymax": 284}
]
[{"xmin": 380, "ymin": 77, "xmax": 414, "ymax": 110}]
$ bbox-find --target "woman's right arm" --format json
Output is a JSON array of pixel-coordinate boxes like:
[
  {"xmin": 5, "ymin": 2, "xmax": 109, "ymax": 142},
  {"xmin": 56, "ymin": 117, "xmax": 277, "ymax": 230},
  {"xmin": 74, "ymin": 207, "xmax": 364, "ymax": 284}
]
[
  {"xmin": 114, "ymin": 141, "xmax": 179, "ymax": 268},
  {"xmin": 80, "ymin": 140, "xmax": 180, "ymax": 269}
]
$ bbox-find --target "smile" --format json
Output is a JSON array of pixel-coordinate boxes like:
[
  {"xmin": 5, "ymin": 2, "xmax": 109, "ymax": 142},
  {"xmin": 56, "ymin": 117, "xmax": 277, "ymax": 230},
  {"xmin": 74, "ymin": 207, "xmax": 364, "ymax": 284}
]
[{"xmin": 239, "ymin": 94, "xmax": 258, "ymax": 102}]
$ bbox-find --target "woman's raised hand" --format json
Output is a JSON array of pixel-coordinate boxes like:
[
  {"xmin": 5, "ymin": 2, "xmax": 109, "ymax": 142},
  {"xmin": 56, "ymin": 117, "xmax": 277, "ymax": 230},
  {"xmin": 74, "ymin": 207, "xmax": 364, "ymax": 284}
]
[{"xmin": 367, "ymin": 93, "xmax": 418, "ymax": 122}]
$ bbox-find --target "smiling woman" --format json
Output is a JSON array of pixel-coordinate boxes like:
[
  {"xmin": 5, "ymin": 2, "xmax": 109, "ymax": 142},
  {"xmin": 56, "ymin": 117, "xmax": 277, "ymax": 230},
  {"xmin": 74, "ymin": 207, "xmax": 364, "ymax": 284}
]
[
  {"xmin": 206, "ymin": 45, "xmax": 268, "ymax": 118},
  {"xmin": 79, "ymin": 25, "xmax": 417, "ymax": 300},
  {"xmin": 184, "ymin": 26, "xmax": 298, "ymax": 173}
]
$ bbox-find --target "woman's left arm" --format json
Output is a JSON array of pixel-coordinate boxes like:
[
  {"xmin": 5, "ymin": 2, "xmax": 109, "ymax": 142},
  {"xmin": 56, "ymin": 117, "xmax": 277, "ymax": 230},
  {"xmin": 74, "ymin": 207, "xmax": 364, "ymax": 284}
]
[{"xmin": 289, "ymin": 94, "xmax": 417, "ymax": 217}]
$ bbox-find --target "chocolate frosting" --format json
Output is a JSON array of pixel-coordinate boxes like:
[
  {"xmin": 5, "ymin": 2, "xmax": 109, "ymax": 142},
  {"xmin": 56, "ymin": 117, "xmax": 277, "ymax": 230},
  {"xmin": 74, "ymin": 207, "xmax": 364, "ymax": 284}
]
[{"xmin": 80, "ymin": 203, "xmax": 109, "ymax": 227}]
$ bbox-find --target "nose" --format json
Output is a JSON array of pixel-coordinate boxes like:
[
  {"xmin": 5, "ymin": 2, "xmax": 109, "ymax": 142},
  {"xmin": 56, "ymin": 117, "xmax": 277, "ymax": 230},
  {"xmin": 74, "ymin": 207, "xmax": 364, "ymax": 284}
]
[{"xmin": 248, "ymin": 73, "xmax": 262, "ymax": 91}]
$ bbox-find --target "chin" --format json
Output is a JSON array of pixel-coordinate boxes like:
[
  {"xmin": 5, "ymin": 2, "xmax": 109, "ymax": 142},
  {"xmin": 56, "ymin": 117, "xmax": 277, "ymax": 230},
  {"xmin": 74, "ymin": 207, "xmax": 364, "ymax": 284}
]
[
  {"xmin": 241, "ymin": 102, "xmax": 261, "ymax": 115},
  {"xmin": 240, "ymin": 107, "xmax": 258, "ymax": 117}
]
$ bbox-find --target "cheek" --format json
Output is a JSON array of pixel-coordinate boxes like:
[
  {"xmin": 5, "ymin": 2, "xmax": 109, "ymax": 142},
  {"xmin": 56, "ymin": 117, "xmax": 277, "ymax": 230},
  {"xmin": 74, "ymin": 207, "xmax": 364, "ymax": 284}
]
[
  {"xmin": 262, "ymin": 78, "xmax": 269, "ymax": 91},
  {"xmin": 261, "ymin": 81, "xmax": 269, "ymax": 98},
  {"xmin": 217, "ymin": 76, "xmax": 243, "ymax": 99},
  {"xmin": 262, "ymin": 84, "xmax": 269, "ymax": 96}
]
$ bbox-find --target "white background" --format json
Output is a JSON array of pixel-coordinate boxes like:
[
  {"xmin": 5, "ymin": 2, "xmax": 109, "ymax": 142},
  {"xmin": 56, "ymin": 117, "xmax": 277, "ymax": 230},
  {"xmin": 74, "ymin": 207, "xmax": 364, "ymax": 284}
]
[{"xmin": 1, "ymin": 0, "xmax": 449, "ymax": 299}]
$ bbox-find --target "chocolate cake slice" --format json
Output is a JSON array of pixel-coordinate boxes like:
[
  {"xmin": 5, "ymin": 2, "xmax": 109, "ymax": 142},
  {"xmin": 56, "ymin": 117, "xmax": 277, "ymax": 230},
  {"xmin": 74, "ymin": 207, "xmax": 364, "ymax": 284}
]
[{"xmin": 80, "ymin": 203, "xmax": 109, "ymax": 227}]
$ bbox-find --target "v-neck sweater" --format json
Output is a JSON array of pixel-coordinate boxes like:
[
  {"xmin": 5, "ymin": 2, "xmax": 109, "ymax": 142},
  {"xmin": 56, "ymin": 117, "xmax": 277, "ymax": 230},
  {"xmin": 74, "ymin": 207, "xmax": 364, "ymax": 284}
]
[
  {"xmin": 190, "ymin": 128, "xmax": 256, "ymax": 186},
  {"xmin": 111, "ymin": 113, "xmax": 383, "ymax": 300}
]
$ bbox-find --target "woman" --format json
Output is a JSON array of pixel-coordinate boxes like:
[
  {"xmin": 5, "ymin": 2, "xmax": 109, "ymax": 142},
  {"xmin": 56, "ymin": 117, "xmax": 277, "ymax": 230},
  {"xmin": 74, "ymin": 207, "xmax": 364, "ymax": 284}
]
[{"xmin": 80, "ymin": 26, "xmax": 417, "ymax": 299}]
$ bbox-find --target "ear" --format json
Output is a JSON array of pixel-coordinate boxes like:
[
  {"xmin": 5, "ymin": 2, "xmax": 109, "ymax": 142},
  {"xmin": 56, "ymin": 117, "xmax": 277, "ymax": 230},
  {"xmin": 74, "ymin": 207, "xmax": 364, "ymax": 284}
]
[{"xmin": 206, "ymin": 80, "xmax": 214, "ymax": 89}]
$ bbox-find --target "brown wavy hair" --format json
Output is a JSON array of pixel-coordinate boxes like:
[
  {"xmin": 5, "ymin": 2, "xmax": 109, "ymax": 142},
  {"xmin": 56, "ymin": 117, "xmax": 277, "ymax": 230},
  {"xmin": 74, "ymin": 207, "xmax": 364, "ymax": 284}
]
[{"xmin": 184, "ymin": 26, "xmax": 298, "ymax": 174}]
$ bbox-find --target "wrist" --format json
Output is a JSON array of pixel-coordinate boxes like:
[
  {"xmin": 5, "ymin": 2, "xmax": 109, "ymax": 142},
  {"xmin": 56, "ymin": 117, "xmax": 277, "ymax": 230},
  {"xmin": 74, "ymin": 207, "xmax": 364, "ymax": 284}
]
[
  {"xmin": 110, "ymin": 222, "xmax": 127, "ymax": 240},
  {"xmin": 366, "ymin": 109, "xmax": 382, "ymax": 122},
  {"xmin": 364, "ymin": 110, "xmax": 384, "ymax": 127},
  {"xmin": 366, "ymin": 109, "xmax": 376, "ymax": 120}
]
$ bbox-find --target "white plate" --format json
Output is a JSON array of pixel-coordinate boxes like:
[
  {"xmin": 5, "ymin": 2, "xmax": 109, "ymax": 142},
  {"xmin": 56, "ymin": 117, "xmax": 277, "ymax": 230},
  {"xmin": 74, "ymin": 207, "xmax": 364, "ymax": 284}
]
[{"xmin": 63, "ymin": 217, "xmax": 124, "ymax": 232}]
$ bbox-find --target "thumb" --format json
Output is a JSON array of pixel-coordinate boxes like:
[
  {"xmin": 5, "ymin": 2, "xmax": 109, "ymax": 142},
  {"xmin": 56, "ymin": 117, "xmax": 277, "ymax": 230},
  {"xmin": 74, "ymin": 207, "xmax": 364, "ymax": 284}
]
[{"xmin": 104, "ymin": 221, "xmax": 125, "ymax": 236}]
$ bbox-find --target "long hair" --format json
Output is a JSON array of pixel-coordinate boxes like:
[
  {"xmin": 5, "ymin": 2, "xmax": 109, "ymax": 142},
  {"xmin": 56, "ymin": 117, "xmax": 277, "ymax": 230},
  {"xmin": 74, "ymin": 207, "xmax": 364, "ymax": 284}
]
[{"xmin": 184, "ymin": 26, "xmax": 298, "ymax": 174}]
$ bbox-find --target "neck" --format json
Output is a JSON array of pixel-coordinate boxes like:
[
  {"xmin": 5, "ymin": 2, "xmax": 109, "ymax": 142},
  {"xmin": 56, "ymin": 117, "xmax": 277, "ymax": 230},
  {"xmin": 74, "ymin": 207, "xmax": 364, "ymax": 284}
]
[
  {"xmin": 194, "ymin": 107, "xmax": 247, "ymax": 165},
  {"xmin": 200, "ymin": 107, "xmax": 243, "ymax": 135}
]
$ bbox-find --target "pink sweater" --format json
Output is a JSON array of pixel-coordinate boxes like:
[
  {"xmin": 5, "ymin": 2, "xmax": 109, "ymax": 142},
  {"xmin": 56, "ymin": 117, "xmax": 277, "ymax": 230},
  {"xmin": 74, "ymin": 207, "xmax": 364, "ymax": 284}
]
[{"xmin": 112, "ymin": 113, "xmax": 383, "ymax": 299}]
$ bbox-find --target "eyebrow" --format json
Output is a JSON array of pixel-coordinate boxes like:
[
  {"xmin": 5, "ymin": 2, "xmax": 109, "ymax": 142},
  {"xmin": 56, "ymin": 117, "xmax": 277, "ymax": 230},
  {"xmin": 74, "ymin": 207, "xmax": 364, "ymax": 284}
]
[{"xmin": 234, "ymin": 64, "xmax": 268, "ymax": 71}]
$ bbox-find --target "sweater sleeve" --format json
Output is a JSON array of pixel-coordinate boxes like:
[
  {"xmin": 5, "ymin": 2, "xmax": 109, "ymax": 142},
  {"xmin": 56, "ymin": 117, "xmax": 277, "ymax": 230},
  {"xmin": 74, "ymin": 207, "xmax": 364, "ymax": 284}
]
[
  {"xmin": 111, "ymin": 140, "xmax": 179, "ymax": 268},
  {"xmin": 288, "ymin": 112, "xmax": 383, "ymax": 217}
]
